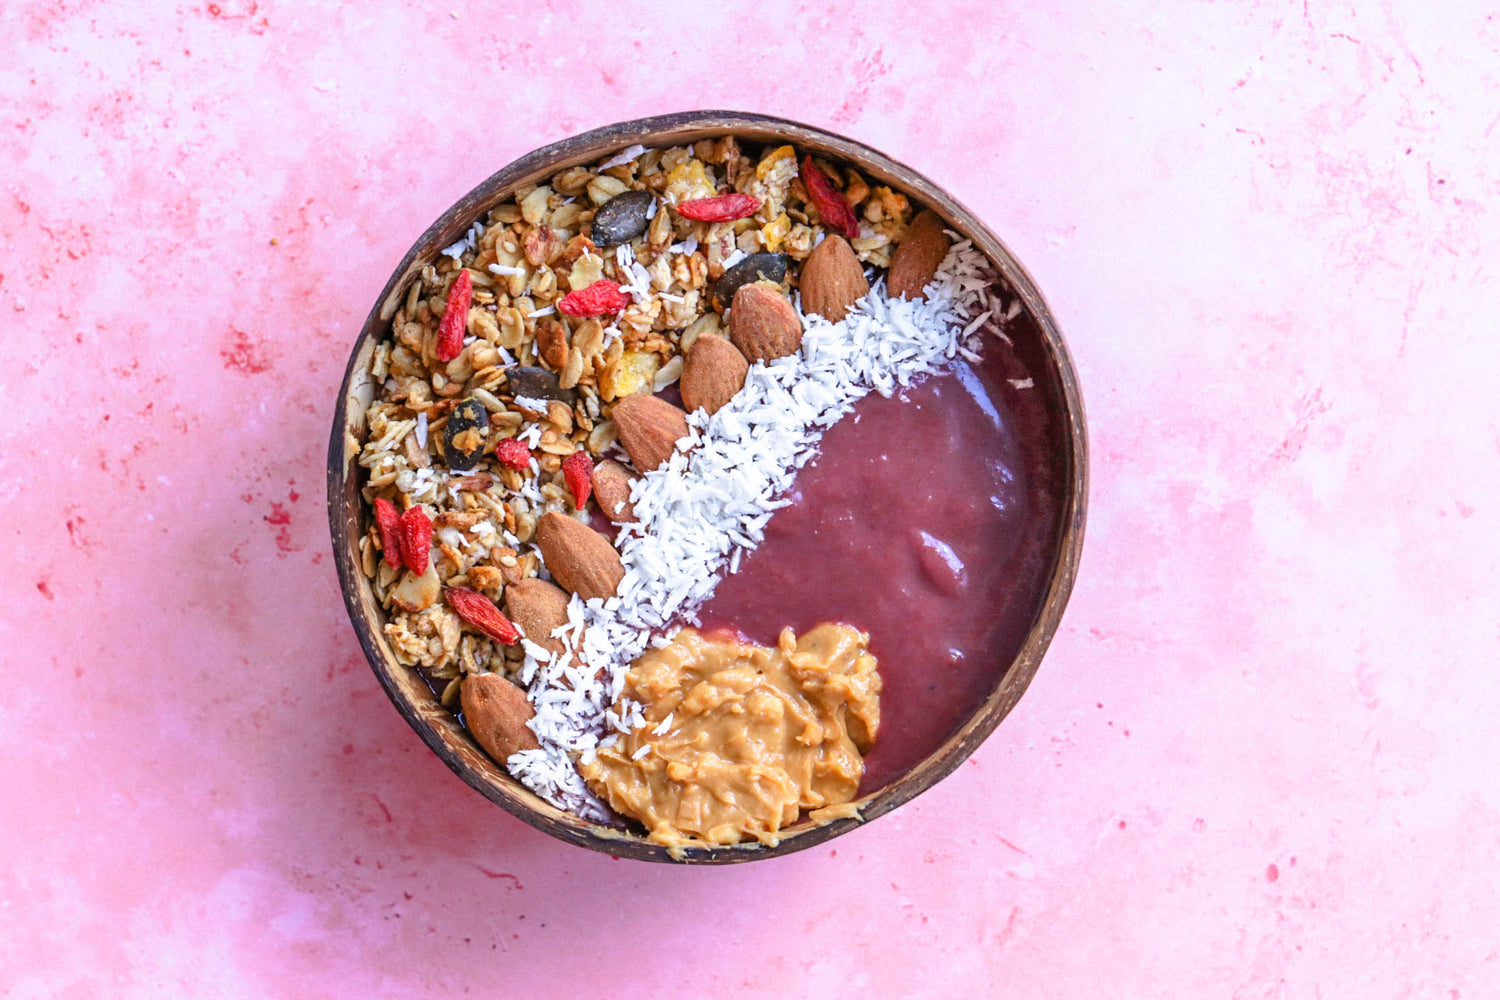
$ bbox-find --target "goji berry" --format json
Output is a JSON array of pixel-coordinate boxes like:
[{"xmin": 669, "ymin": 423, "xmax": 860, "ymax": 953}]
[
  {"xmin": 495, "ymin": 437, "xmax": 532, "ymax": 470},
  {"xmin": 445, "ymin": 587, "xmax": 521, "ymax": 645},
  {"xmin": 398, "ymin": 505, "xmax": 432, "ymax": 575},
  {"xmin": 675, "ymin": 193, "xmax": 761, "ymax": 222},
  {"xmin": 436, "ymin": 269, "xmax": 473, "ymax": 362},
  {"xmin": 801, "ymin": 155, "xmax": 860, "ymax": 240},
  {"xmin": 562, "ymin": 449, "xmax": 593, "ymax": 510},
  {"xmin": 557, "ymin": 279, "xmax": 628, "ymax": 317},
  {"xmin": 373, "ymin": 497, "xmax": 404, "ymax": 567}
]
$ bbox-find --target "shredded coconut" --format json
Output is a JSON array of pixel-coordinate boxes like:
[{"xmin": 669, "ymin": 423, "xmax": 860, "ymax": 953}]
[
  {"xmin": 512, "ymin": 395, "xmax": 553, "ymax": 413},
  {"xmin": 599, "ymin": 144, "xmax": 647, "ymax": 170}
]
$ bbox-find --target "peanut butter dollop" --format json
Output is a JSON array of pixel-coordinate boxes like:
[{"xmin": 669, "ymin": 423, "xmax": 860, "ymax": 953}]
[{"xmin": 580, "ymin": 625, "xmax": 882, "ymax": 849}]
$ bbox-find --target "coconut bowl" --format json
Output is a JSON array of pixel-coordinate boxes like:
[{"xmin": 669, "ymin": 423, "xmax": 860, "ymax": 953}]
[{"xmin": 327, "ymin": 110, "xmax": 1086, "ymax": 864}]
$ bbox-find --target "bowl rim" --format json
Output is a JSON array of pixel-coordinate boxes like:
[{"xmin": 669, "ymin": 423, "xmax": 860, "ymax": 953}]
[{"xmin": 327, "ymin": 110, "xmax": 1088, "ymax": 864}]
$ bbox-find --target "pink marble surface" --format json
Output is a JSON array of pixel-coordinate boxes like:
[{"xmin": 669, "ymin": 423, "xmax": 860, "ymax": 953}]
[{"xmin": 3, "ymin": 1, "xmax": 1497, "ymax": 996}]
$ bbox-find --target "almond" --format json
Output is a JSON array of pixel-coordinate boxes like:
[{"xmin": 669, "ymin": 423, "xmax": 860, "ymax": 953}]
[
  {"xmin": 886, "ymin": 210, "xmax": 951, "ymax": 301},
  {"xmin": 799, "ymin": 235, "xmax": 870, "ymax": 321},
  {"xmin": 728, "ymin": 283, "xmax": 803, "ymax": 363},
  {"xmin": 461, "ymin": 672, "xmax": 540, "ymax": 764},
  {"xmin": 534, "ymin": 511, "xmax": 624, "ymax": 600},
  {"xmin": 680, "ymin": 332, "xmax": 750, "ymax": 413},
  {"xmin": 611, "ymin": 394, "xmax": 690, "ymax": 472},
  {"xmin": 504, "ymin": 577, "xmax": 571, "ymax": 658},
  {"xmin": 591, "ymin": 459, "xmax": 639, "ymax": 523}
]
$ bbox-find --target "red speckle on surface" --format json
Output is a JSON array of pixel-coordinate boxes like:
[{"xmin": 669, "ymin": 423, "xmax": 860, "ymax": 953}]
[
  {"xmin": 1266, "ymin": 864, "xmax": 1280, "ymax": 883},
  {"xmin": 476, "ymin": 869, "xmax": 523, "ymax": 890},
  {"xmin": 36, "ymin": 580, "xmax": 54, "ymax": 601},
  {"xmin": 221, "ymin": 327, "xmax": 271, "ymax": 374},
  {"xmin": 264, "ymin": 502, "xmax": 294, "ymax": 554}
]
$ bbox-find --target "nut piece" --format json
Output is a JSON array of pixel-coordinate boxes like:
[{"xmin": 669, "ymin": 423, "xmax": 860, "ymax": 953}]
[
  {"xmin": 728, "ymin": 284, "xmax": 803, "ymax": 364},
  {"xmin": 461, "ymin": 672, "xmax": 541, "ymax": 764},
  {"xmin": 504, "ymin": 577, "xmax": 571, "ymax": 658},
  {"xmin": 680, "ymin": 333, "xmax": 750, "ymax": 414},
  {"xmin": 535, "ymin": 319, "xmax": 569, "ymax": 370},
  {"xmin": 886, "ymin": 210, "xmax": 951, "ymax": 301},
  {"xmin": 534, "ymin": 511, "xmax": 624, "ymax": 600},
  {"xmin": 799, "ymin": 235, "xmax": 869, "ymax": 322},
  {"xmin": 390, "ymin": 561, "xmax": 440, "ymax": 612},
  {"xmin": 611, "ymin": 395, "xmax": 690, "ymax": 472},
  {"xmin": 591, "ymin": 459, "xmax": 640, "ymax": 523}
]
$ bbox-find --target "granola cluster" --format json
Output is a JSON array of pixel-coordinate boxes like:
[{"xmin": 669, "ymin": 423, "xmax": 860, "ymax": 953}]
[{"xmin": 358, "ymin": 138, "xmax": 918, "ymax": 707}]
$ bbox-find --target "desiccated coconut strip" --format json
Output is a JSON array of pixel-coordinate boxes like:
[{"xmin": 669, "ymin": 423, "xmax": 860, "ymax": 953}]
[{"xmin": 507, "ymin": 242, "xmax": 1005, "ymax": 819}]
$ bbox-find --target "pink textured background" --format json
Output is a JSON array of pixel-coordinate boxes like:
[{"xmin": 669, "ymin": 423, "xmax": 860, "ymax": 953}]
[{"xmin": 3, "ymin": 1, "xmax": 1497, "ymax": 996}]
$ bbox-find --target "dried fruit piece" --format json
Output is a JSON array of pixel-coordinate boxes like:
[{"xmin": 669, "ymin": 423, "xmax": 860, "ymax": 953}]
[
  {"xmin": 436, "ymin": 269, "xmax": 473, "ymax": 362},
  {"xmin": 534, "ymin": 512, "xmax": 625, "ymax": 600},
  {"xmin": 675, "ymin": 193, "xmax": 761, "ymax": 222},
  {"xmin": 598, "ymin": 349, "xmax": 659, "ymax": 400},
  {"xmin": 590, "ymin": 190, "xmax": 654, "ymax": 247},
  {"xmin": 557, "ymin": 279, "xmax": 628, "ymax": 318},
  {"xmin": 398, "ymin": 505, "xmax": 432, "ymax": 575},
  {"xmin": 679, "ymin": 333, "xmax": 749, "ymax": 414},
  {"xmin": 373, "ymin": 497, "xmax": 403, "ymax": 567},
  {"xmin": 591, "ymin": 459, "xmax": 639, "ymax": 523},
  {"xmin": 801, "ymin": 155, "xmax": 860, "ymax": 240},
  {"xmin": 729, "ymin": 283, "xmax": 803, "ymax": 363},
  {"xmin": 562, "ymin": 449, "xmax": 593, "ymax": 510},
  {"xmin": 446, "ymin": 586, "xmax": 522, "ymax": 644},
  {"xmin": 611, "ymin": 395, "xmax": 690, "ymax": 472},
  {"xmin": 461, "ymin": 672, "xmax": 541, "ymax": 762},
  {"xmin": 495, "ymin": 437, "xmax": 532, "ymax": 471},
  {"xmin": 443, "ymin": 397, "xmax": 489, "ymax": 472},
  {"xmin": 505, "ymin": 578, "xmax": 571, "ymax": 658},
  {"xmin": 886, "ymin": 210, "xmax": 951, "ymax": 301},
  {"xmin": 799, "ymin": 235, "xmax": 870, "ymax": 322},
  {"xmin": 712, "ymin": 252, "xmax": 788, "ymax": 309}
]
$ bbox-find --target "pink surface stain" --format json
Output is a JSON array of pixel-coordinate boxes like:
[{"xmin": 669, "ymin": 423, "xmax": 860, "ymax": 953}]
[{"xmin": 2, "ymin": 1, "xmax": 1499, "ymax": 997}]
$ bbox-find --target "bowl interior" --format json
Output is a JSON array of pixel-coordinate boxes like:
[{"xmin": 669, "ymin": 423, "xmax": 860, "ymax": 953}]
[{"xmin": 327, "ymin": 111, "xmax": 1087, "ymax": 863}]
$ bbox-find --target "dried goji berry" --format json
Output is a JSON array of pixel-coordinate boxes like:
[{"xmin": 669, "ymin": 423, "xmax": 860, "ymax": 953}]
[
  {"xmin": 398, "ymin": 505, "xmax": 432, "ymax": 575},
  {"xmin": 675, "ymin": 193, "xmax": 761, "ymax": 222},
  {"xmin": 557, "ymin": 279, "xmax": 628, "ymax": 317},
  {"xmin": 801, "ymin": 155, "xmax": 860, "ymax": 240},
  {"xmin": 495, "ymin": 437, "xmax": 532, "ymax": 470},
  {"xmin": 373, "ymin": 497, "xmax": 403, "ymax": 567},
  {"xmin": 562, "ymin": 449, "xmax": 593, "ymax": 510},
  {"xmin": 435, "ymin": 269, "xmax": 473, "ymax": 362},
  {"xmin": 445, "ymin": 587, "xmax": 521, "ymax": 645}
]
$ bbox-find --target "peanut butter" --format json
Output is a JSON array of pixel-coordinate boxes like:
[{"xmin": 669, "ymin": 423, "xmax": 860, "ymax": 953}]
[{"xmin": 579, "ymin": 625, "xmax": 881, "ymax": 849}]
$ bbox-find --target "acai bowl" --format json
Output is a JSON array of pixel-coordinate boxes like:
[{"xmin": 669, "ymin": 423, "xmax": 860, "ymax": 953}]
[{"xmin": 328, "ymin": 111, "xmax": 1086, "ymax": 863}]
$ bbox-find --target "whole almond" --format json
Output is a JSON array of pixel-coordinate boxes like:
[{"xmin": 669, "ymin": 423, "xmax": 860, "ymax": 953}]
[
  {"xmin": 886, "ymin": 210, "xmax": 951, "ymax": 301},
  {"xmin": 680, "ymin": 332, "xmax": 750, "ymax": 413},
  {"xmin": 504, "ymin": 577, "xmax": 571, "ymax": 657},
  {"xmin": 591, "ymin": 459, "xmax": 639, "ymax": 523},
  {"xmin": 461, "ymin": 672, "xmax": 540, "ymax": 764},
  {"xmin": 611, "ymin": 394, "xmax": 690, "ymax": 472},
  {"xmin": 729, "ymin": 284, "xmax": 804, "ymax": 363},
  {"xmin": 534, "ymin": 511, "xmax": 624, "ymax": 600},
  {"xmin": 799, "ymin": 235, "xmax": 870, "ymax": 322}
]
